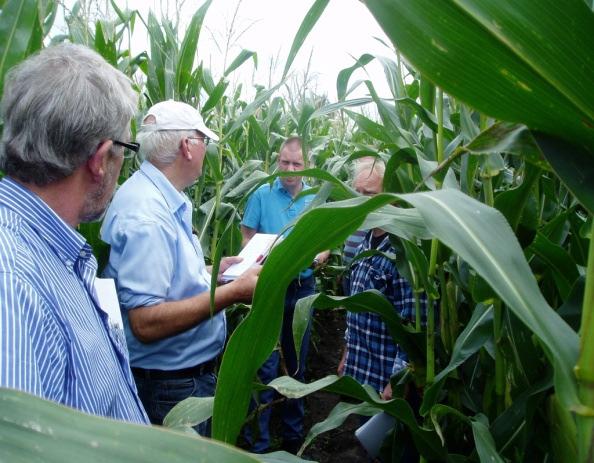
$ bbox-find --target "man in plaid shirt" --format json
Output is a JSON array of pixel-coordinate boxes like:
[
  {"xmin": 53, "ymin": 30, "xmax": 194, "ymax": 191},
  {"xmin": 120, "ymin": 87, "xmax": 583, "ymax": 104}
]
[{"xmin": 338, "ymin": 159, "xmax": 427, "ymax": 400}]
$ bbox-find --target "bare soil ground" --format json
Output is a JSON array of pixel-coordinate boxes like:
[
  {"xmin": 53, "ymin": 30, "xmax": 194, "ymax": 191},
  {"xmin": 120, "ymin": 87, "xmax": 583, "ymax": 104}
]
[
  {"xmin": 300, "ymin": 309, "xmax": 369, "ymax": 462},
  {"xmin": 237, "ymin": 309, "xmax": 369, "ymax": 462}
]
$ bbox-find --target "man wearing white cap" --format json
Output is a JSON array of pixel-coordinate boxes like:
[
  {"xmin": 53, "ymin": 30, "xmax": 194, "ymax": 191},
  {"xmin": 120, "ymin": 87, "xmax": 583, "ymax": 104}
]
[{"xmin": 101, "ymin": 100, "xmax": 260, "ymax": 434}]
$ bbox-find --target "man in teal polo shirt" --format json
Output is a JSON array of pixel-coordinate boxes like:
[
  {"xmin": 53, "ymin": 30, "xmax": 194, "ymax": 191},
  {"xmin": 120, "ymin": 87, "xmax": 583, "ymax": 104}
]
[{"xmin": 241, "ymin": 136, "xmax": 328, "ymax": 453}]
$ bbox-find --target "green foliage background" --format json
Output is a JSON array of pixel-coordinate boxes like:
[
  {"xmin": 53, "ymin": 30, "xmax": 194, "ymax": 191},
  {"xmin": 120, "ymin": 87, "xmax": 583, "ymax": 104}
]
[{"xmin": 0, "ymin": 0, "xmax": 592, "ymax": 461}]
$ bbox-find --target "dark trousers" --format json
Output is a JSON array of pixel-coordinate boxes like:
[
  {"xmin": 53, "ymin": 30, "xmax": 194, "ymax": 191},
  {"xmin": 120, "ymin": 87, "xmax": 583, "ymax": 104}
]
[
  {"xmin": 133, "ymin": 369, "xmax": 216, "ymax": 436},
  {"xmin": 246, "ymin": 276, "xmax": 315, "ymax": 452}
]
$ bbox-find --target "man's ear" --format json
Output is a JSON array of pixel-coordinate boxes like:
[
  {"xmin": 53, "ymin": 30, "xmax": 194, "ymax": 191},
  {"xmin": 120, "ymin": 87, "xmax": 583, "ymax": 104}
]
[
  {"xmin": 87, "ymin": 140, "xmax": 112, "ymax": 183},
  {"xmin": 180, "ymin": 137, "xmax": 192, "ymax": 160}
]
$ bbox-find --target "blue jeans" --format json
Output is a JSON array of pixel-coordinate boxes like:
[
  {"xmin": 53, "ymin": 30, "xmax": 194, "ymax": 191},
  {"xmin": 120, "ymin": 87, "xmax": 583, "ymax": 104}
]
[
  {"xmin": 134, "ymin": 371, "xmax": 216, "ymax": 436},
  {"xmin": 246, "ymin": 276, "xmax": 315, "ymax": 452}
]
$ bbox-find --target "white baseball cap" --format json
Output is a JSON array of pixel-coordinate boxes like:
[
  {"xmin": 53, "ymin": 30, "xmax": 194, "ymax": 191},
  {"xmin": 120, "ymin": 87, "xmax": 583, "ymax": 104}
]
[{"xmin": 141, "ymin": 100, "xmax": 219, "ymax": 141}]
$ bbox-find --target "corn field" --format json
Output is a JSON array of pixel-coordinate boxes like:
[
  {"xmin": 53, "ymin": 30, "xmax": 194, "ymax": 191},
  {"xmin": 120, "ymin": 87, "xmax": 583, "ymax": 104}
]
[{"xmin": 0, "ymin": 0, "xmax": 593, "ymax": 462}]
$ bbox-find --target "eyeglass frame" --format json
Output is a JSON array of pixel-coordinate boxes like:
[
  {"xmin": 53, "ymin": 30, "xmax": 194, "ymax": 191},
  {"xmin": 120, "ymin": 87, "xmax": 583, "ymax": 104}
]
[
  {"xmin": 112, "ymin": 140, "xmax": 140, "ymax": 159},
  {"xmin": 187, "ymin": 136, "xmax": 210, "ymax": 146}
]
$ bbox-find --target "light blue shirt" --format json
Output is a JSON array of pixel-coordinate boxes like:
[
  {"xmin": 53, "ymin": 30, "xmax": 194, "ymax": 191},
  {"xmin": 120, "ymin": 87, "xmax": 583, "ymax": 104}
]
[
  {"xmin": 0, "ymin": 178, "xmax": 148, "ymax": 424},
  {"xmin": 242, "ymin": 178, "xmax": 314, "ymax": 278},
  {"xmin": 101, "ymin": 161, "xmax": 226, "ymax": 370}
]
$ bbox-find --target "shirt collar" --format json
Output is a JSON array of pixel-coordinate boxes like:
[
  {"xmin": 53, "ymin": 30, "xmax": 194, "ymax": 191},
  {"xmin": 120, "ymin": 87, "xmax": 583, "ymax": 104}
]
[
  {"xmin": 139, "ymin": 161, "xmax": 187, "ymax": 214},
  {"xmin": 0, "ymin": 177, "xmax": 91, "ymax": 267}
]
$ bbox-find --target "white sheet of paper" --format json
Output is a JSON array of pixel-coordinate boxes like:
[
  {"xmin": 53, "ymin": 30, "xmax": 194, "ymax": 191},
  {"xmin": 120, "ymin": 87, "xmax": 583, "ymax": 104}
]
[
  {"xmin": 94, "ymin": 277, "xmax": 124, "ymax": 330},
  {"xmin": 221, "ymin": 233, "xmax": 278, "ymax": 281}
]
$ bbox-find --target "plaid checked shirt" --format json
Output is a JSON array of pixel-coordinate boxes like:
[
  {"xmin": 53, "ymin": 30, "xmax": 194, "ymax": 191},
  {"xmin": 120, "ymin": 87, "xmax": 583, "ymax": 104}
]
[{"xmin": 343, "ymin": 230, "xmax": 427, "ymax": 393}]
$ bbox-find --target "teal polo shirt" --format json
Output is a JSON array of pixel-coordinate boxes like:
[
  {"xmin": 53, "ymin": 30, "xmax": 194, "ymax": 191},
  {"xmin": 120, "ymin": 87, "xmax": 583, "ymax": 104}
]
[{"xmin": 242, "ymin": 178, "xmax": 314, "ymax": 278}]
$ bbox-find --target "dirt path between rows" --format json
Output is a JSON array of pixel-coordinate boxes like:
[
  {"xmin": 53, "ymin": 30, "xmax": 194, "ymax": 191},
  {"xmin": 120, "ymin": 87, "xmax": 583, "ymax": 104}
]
[{"xmin": 301, "ymin": 309, "xmax": 369, "ymax": 462}]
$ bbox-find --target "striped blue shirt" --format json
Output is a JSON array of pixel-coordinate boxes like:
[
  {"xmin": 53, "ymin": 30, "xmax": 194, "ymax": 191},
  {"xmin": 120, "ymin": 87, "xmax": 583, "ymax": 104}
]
[{"xmin": 0, "ymin": 178, "xmax": 148, "ymax": 424}]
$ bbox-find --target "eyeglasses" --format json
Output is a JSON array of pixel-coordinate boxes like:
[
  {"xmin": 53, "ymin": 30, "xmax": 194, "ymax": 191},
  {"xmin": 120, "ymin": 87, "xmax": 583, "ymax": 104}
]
[
  {"xmin": 112, "ymin": 140, "xmax": 140, "ymax": 159},
  {"xmin": 187, "ymin": 136, "xmax": 210, "ymax": 146}
]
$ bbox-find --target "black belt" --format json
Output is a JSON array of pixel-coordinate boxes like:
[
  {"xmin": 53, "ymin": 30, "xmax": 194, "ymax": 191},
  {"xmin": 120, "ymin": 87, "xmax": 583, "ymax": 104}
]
[{"xmin": 132, "ymin": 358, "xmax": 216, "ymax": 380}]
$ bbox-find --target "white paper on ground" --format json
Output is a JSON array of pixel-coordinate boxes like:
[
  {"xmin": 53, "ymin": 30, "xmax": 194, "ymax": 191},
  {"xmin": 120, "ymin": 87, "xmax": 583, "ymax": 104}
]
[
  {"xmin": 355, "ymin": 412, "xmax": 396, "ymax": 458},
  {"xmin": 221, "ymin": 233, "xmax": 278, "ymax": 281}
]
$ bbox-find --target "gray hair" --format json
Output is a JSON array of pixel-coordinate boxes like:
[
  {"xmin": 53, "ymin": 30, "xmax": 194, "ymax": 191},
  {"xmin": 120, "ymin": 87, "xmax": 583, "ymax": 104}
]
[
  {"xmin": 352, "ymin": 156, "xmax": 385, "ymax": 180},
  {"xmin": 136, "ymin": 126, "xmax": 197, "ymax": 166},
  {"xmin": 0, "ymin": 43, "xmax": 137, "ymax": 186}
]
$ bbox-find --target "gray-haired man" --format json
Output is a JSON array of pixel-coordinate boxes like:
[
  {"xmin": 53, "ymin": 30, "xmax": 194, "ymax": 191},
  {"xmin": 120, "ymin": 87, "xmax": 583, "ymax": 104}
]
[
  {"xmin": 101, "ymin": 100, "xmax": 260, "ymax": 434},
  {"xmin": 0, "ymin": 43, "xmax": 148, "ymax": 423}
]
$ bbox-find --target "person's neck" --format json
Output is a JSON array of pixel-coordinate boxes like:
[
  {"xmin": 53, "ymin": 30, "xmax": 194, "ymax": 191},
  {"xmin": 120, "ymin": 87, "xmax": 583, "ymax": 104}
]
[
  {"xmin": 15, "ymin": 174, "xmax": 85, "ymax": 228},
  {"xmin": 153, "ymin": 160, "xmax": 189, "ymax": 192},
  {"xmin": 283, "ymin": 181, "xmax": 303, "ymax": 199}
]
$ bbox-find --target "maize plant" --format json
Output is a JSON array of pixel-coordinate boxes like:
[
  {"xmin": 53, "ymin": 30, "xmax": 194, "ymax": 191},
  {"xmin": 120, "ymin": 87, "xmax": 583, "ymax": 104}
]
[{"xmin": 0, "ymin": 0, "xmax": 592, "ymax": 462}]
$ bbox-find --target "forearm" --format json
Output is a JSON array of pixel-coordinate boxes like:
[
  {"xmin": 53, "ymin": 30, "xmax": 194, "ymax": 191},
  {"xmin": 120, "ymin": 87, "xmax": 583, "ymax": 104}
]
[
  {"xmin": 129, "ymin": 282, "xmax": 245, "ymax": 343},
  {"xmin": 240, "ymin": 225, "xmax": 257, "ymax": 247}
]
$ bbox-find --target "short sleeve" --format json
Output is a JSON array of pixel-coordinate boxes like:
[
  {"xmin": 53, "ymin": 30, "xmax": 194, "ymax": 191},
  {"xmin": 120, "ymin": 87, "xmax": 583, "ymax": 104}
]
[{"xmin": 242, "ymin": 189, "xmax": 262, "ymax": 230}]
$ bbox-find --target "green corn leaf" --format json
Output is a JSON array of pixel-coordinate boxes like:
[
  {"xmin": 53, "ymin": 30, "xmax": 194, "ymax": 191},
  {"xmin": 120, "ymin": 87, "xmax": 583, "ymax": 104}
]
[
  {"xmin": 465, "ymin": 122, "xmax": 549, "ymax": 171},
  {"xmin": 94, "ymin": 21, "xmax": 117, "ymax": 66},
  {"xmin": 490, "ymin": 375, "xmax": 553, "ymax": 453},
  {"xmin": 532, "ymin": 131, "xmax": 594, "ymax": 215},
  {"xmin": 417, "ymin": 155, "xmax": 459, "ymax": 190},
  {"xmin": 494, "ymin": 163, "xmax": 542, "ymax": 231},
  {"xmin": 163, "ymin": 396, "xmax": 214, "ymax": 432},
  {"xmin": 202, "ymin": 77, "xmax": 229, "ymax": 114},
  {"xmin": 527, "ymin": 232, "xmax": 580, "ymax": 301},
  {"xmin": 365, "ymin": 80, "xmax": 418, "ymax": 148},
  {"xmin": 212, "ymin": 193, "xmax": 423, "ymax": 444},
  {"xmin": 336, "ymin": 53, "xmax": 375, "ymax": 100},
  {"xmin": 293, "ymin": 291, "xmax": 425, "ymax": 375},
  {"xmin": 364, "ymin": 0, "xmax": 594, "ymax": 152},
  {"xmin": 377, "ymin": 55, "xmax": 408, "ymax": 101},
  {"xmin": 345, "ymin": 109, "xmax": 393, "ymax": 143},
  {"xmin": 306, "ymin": 98, "xmax": 372, "ymax": 126},
  {"xmin": 146, "ymin": 11, "xmax": 166, "ymax": 101},
  {"xmin": 301, "ymin": 402, "xmax": 380, "ymax": 453},
  {"xmin": 471, "ymin": 415, "xmax": 506, "ymax": 463},
  {"xmin": 548, "ymin": 394, "xmax": 578, "ymax": 462},
  {"xmin": 0, "ymin": 0, "xmax": 38, "ymax": 96},
  {"xmin": 420, "ymin": 303, "xmax": 494, "ymax": 415},
  {"xmin": 24, "ymin": 3, "xmax": 42, "ymax": 57},
  {"xmin": 419, "ymin": 75, "xmax": 436, "ymax": 113},
  {"xmin": 399, "ymin": 189, "xmax": 580, "ymax": 411},
  {"xmin": 223, "ymin": 83, "xmax": 283, "ymax": 139},
  {"xmin": 224, "ymin": 49, "xmax": 257, "ymax": 77},
  {"xmin": 175, "ymin": 1, "xmax": 212, "ymax": 97},
  {"xmin": 398, "ymin": 239, "xmax": 440, "ymax": 298},
  {"xmin": 429, "ymin": 404, "xmax": 472, "ymax": 445},
  {"xmin": 265, "ymin": 375, "xmax": 446, "ymax": 460},
  {"xmin": 282, "ymin": 0, "xmax": 330, "ymax": 80},
  {"xmin": 110, "ymin": 0, "xmax": 126, "ymax": 22},
  {"xmin": 395, "ymin": 97, "xmax": 455, "ymax": 136},
  {"xmin": 246, "ymin": 116, "xmax": 270, "ymax": 156},
  {"xmin": 214, "ymin": 187, "xmax": 580, "ymax": 449},
  {"xmin": 361, "ymin": 205, "xmax": 432, "ymax": 241},
  {"xmin": 0, "ymin": 388, "xmax": 263, "ymax": 462}
]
